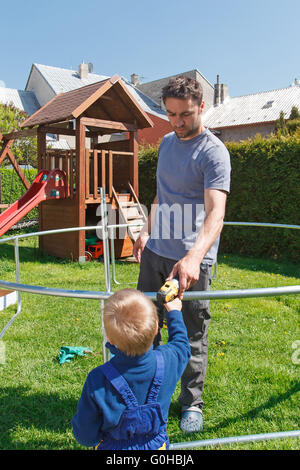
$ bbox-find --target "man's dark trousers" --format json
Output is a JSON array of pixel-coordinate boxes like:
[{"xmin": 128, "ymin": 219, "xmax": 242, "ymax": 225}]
[{"xmin": 137, "ymin": 246, "xmax": 212, "ymax": 410}]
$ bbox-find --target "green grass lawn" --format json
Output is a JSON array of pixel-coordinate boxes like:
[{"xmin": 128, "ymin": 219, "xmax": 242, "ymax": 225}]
[{"xmin": 0, "ymin": 234, "xmax": 299, "ymax": 450}]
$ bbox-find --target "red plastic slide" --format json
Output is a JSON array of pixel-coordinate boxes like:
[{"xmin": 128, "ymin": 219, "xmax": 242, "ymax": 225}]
[{"xmin": 0, "ymin": 169, "xmax": 67, "ymax": 237}]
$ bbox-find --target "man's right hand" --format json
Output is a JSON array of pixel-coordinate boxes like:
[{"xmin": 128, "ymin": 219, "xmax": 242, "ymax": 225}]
[{"xmin": 133, "ymin": 234, "xmax": 149, "ymax": 263}]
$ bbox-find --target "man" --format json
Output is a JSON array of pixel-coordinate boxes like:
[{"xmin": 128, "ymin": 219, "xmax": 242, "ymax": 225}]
[{"xmin": 133, "ymin": 76, "xmax": 231, "ymax": 433}]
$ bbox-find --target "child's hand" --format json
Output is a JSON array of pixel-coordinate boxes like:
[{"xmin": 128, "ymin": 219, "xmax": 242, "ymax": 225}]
[{"xmin": 164, "ymin": 297, "xmax": 182, "ymax": 312}]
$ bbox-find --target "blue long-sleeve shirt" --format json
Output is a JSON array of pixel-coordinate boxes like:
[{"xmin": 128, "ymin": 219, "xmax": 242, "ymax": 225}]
[{"xmin": 72, "ymin": 309, "xmax": 191, "ymax": 447}]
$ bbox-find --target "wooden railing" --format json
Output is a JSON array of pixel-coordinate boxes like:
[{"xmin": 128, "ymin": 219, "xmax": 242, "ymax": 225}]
[
  {"xmin": 85, "ymin": 149, "xmax": 134, "ymax": 202},
  {"xmin": 43, "ymin": 149, "xmax": 76, "ymax": 198},
  {"xmin": 43, "ymin": 148, "xmax": 134, "ymax": 202}
]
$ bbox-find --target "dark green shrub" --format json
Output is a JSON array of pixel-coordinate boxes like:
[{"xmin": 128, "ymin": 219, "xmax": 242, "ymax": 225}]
[
  {"xmin": 138, "ymin": 144, "xmax": 158, "ymax": 210},
  {"xmin": 221, "ymin": 135, "xmax": 300, "ymax": 261},
  {"xmin": 0, "ymin": 168, "xmax": 38, "ymax": 220},
  {"xmin": 286, "ymin": 118, "xmax": 300, "ymax": 135}
]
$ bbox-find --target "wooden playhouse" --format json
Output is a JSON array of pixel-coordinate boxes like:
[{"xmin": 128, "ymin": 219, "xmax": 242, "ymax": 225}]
[{"xmin": 11, "ymin": 75, "xmax": 153, "ymax": 260}]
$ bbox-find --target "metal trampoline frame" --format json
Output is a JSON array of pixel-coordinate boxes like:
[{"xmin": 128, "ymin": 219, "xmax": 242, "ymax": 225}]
[{"xmin": 0, "ymin": 194, "xmax": 299, "ymax": 448}]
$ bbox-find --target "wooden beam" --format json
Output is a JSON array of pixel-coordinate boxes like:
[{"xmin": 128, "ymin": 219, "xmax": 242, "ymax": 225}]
[
  {"xmin": 6, "ymin": 148, "xmax": 30, "ymax": 189},
  {"xmin": 63, "ymin": 150, "xmax": 70, "ymax": 198},
  {"xmin": 80, "ymin": 117, "xmax": 137, "ymax": 132},
  {"xmin": 2, "ymin": 128, "xmax": 37, "ymax": 140},
  {"xmin": 85, "ymin": 149, "xmax": 90, "ymax": 199},
  {"xmin": 108, "ymin": 150, "xmax": 113, "ymax": 198},
  {"xmin": 0, "ymin": 139, "xmax": 13, "ymax": 166},
  {"xmin": 69, "ymin": 150, "xmax": 75, "ymax": 199},
  {"xmin": 40, "ymin": 126, "xmax": 77, "ymax": 137},
  {"xmin": 93, "ymin": 150, "xmax": 98, "ymax": 199},
  {"xmin": 37, "ymin": 128, "xmax": 46, "ymax": 250},
  {"xmin": 75, "ymin": 118, "xmax": 86, "ymax": 259},
  {"xmin": 101, "ymin": 150, "xmax": 106, "ymax": 190},
  {"xmin": 0, "ymin": 139, "xmax": 31, "ymax": 189},
  {"xmin": 39, "ymin": 125, "xmax": 102, "ymax": 138},
  {"xmin": 129, "ymin": 130, "xmax": 139, "ymax": 196},
  {"xmin": 37, "ymin": 128, "xmax": 46, "ymax": 171}
]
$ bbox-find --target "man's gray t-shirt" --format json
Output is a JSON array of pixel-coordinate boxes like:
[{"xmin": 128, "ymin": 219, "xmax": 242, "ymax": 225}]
[{"xmin": 146, "ymin": 128, "xmax": 231, "ymax": 265}]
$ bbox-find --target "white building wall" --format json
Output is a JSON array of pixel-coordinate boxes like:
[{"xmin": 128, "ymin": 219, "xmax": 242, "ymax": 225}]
[
  {"xmin": 26, "ymin": 66, "xmax": 55, "ymax": 107},
  {"xmin": 215, "ymin": 122, "xmax": 275, "ymax": 142}
]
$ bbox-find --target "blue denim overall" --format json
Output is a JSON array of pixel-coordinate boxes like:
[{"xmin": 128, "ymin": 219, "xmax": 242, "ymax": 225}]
[{"xmin": 95, "ymin": 350, "xmax": 169, "ymax": 450}]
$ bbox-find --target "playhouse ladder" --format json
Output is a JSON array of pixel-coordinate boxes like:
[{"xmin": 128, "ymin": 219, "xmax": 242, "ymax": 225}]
[{"xmin": 112, "ymin": 184, "xmax": 147, "ymax": 241}]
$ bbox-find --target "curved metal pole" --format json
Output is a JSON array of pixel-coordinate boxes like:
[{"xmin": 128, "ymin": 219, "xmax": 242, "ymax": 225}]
[
  {"xmin": 169, "ymin": 429, "xmax": 300, "ymax": 450},
  {"xmin": 0, "ymin": 221, "xmax": 299, "ymax": 337},
  {"xmin": 0, "ymin": 279, "xmax": 299, "ymax": 301},
  {"xmin": 100, "ymin": 188, "xmax": 111, "ymax": 294},
  {"xmin": 0, "ymin": 223, "xmax": 299, "ymax": 447},
  {"xmin": 0, "ymin": 239, "xmax": 22, "ymax": 340},
  {"xmin": 223, "ymin": 222, "xmax": 300, "ymax": 230},
  {"xmin": 109, "ymin": 227, "xmax": 120, "ymax": 285}
]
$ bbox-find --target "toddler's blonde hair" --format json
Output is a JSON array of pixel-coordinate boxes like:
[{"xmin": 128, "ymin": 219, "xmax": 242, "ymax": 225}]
[{"xmin": 104, "ymin": 289, "xmax": 158, "ymax": 356}]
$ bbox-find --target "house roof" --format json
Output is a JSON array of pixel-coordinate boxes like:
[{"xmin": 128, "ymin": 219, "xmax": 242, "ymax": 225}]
[
  {"xmin": 25, "ymin": 63, "xmax": 109, "ymax": 95},
  {"xmin": 203, "ymin": 85, "xmax": 300, "ymax": 129},
  {"xmin": 0, "ymin": 87, "xmax": 40, "ymax": 116},
  {"xmin": 26, "ymin": 63, "xmax": 168, "ymax": 121},
  {"xmin": 46, "ymin": 136, "xmax": 70, "ymax": 150},
  {"xmin": 21, "ymin": 75, "xmax": 154, "ymax": 130},
  {"xmin": 139, "ymin": 68, "xmax": 214, "ymax": 89},
  {"xmin": 122, "ymin": 77, "xmax": 169, "ymax": 120}
]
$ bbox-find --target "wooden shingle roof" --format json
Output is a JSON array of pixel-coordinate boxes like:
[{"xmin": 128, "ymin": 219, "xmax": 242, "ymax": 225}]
[{"xmin": 21, "ymin": 75, "xmax": 153, "ymax": 130}]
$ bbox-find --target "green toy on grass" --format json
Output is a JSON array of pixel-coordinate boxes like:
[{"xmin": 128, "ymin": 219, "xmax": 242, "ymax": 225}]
[{"xmin": 59, "ymin": 346, "xmax": 92, "ymax": 365}]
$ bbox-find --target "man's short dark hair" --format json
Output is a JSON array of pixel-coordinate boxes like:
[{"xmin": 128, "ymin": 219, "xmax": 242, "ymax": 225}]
[{"xmin": 162, "ymin": 76, "xmax": 203, "ymax": 105}]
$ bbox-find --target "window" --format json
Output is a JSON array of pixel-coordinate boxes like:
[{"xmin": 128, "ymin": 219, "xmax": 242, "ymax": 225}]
[{"xmin": 262, "ymin": 100, "xmax": 274, "ymax": 109}]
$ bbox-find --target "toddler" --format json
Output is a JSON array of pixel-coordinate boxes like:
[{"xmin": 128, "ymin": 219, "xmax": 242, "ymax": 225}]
[{"xmin": 72, "ymin": 288, "xmax": 190, "ymax": 450}]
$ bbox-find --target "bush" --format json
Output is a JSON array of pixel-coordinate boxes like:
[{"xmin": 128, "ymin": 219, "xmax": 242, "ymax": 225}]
[
  {"xmin": 286, "ymin": 118, "xmax": 300, "ymax": 135},
  {"xmin": 0, "ymin": 168, "xmax": 38, "ymax": 220},
  {"xmin": 0, "ymin": 103, "xmax": 38, "ymax": 167},
  {"xmin": 220, "ymin": 135, "xmax": 300, "ymax": 261},
  {"xmin": 138, "ymin": 144, "xmax": 159, "ymax": 210}
]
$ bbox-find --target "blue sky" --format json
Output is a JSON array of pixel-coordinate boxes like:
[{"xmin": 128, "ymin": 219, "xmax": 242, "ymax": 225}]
[{"xmin": 1, "ymin": 0, "xmax": 299, "ymax": 97}]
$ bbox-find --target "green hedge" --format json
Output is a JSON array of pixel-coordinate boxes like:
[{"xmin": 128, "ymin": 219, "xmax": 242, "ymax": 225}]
[
  {"xmin": 138, "ymin": 135, "xmax": 300, "ymax": 262},
  {"xmin": 222, "ymin": 136, "xmax": 300, "ymax": 261},
  {"xmin": 138, "ymin": 145, "xmax": 158, "ymax": 210},
  {"xmin": 0, "ymin": 168, "xmax": 38, "ymax": 219}
]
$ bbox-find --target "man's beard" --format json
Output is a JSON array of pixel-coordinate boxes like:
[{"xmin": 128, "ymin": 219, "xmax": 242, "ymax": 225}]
[
  {"xmin": 174, "ymin": 121, "xmax": 202, "ymax": 139},
  {"xmin": 174, "ymin": 126, "xmax": 198, "ymax": 139}
]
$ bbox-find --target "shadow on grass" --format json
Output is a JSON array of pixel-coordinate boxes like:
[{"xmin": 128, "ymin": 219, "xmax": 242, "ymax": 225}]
[
  {"xmin": 0, "ymin": 381, "xmax": 299, "ymax": 449},
  {"xmin": 217, "ymin": 253, "xmax": 300, "ymax": 279},
  {"xmin": 2, "ymin": 239, "xmax": 298, "ymax": 279},
  {"xmin": 168, "ymin": 381, "xmax": 300, "ymax": 441},
  {"xmin": 0, "ymin": 241, "xmax": 75, "ymax": 266},
  {"xmin": 0, "ymin": 385, "xmax": 78, "ymax": 449}
]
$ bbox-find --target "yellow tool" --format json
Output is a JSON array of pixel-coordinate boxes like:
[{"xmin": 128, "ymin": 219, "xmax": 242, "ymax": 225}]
[{"xmin": 157, "ymin": 278, "xmax": 179, "ymax": 304}]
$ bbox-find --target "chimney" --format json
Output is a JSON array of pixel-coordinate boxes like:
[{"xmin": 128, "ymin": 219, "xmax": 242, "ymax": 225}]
[
  {"xmin": 131, "ymin": 73, "xmax": 140, "ymax": 86},
  {"xmin": 214, "ymin": 75, "xmax": 229, "ymax": 105},
  {"xmin": 214, "ymin": 75, "xmax": 221, "ymax": 105},
  {"xmin": 221, "ymin": 83, "xmax": 229, "ymax": 102},
  {"xmin": 78, "ymin": 62, "xmax": 89, "ymax": 79}
]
